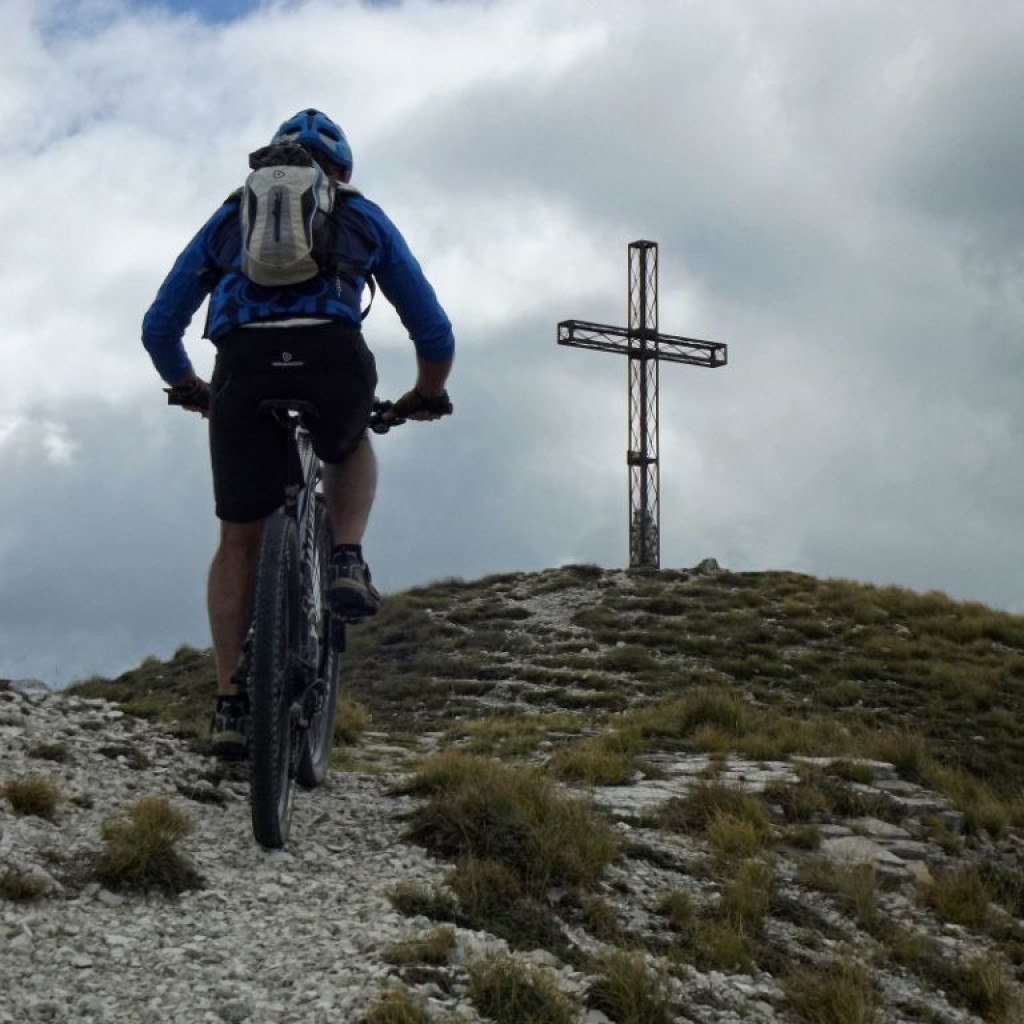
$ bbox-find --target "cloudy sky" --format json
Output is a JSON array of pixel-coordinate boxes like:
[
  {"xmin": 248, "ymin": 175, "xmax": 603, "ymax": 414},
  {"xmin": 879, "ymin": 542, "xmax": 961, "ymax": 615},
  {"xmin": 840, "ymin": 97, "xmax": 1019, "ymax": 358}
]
[{"xmin": 3, "ymin": 0, "xmax": 1022, "ymax": 686}]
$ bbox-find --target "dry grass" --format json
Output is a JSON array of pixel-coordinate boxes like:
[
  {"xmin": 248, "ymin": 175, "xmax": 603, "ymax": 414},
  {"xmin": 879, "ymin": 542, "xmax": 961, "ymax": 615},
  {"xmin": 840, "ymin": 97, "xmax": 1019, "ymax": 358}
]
[
  {"xmin": 397, "ymin": 752, "xmax": 618, "ymax": 952},
  {"xmin": 705, "ymin": 810, "xmax": 774, "ymax": 859},
  {"xmin": 921, "ymin": 865, "xmax": 993, "ymax": 928},
  {"xmin": 386, "ymin": 880, "xmax": 457, "ymax": 922},
  {"xmin": 659, "ymin": 889, "xmax": 696, "ymax": 938},
  {"xmin": 446, "ymin": 856, "xmax": 567, "ymax": 952},
  {"xmin": 449, "ymin": 711, "xmax": 585, "ymax": 758},
  {"xmin": 658, "ymin": 781, "xmax": 771, "ymax": 848},
  {"xmin": 800, "ymin": 862, "xmax": 884, "ymax": 935},
  {"xmin": 359, "ymin": 985, "xmax": 430, "ymax": 1024},
  {"xmin": 586, "ymin": 950, "xmax": 672, "ymax": 1024},
  {"xmin": 400, "ymin": 752, "xmax": 618, "ymax": 896},
  {"xmin": 548, "ymin": 726, "xmax": 643, "ymax": 786},
  {"xmin": 383, "ymin": 925, "xmax": 456, "ymax": 966},
  {"xmin": 952, "ymin": 956, "xmax": 1020, "ymax": 1024},
  {"xmin": 784, "ymin": 960, "xmax": 877, "ymax": 1024},
  {"xmin": 93, "ymin": 796, "xmax": 202, "ymax": 894},
  {"xmin": 467, "ymin": 954, "xmax": 577, "ymax": 1024},
  {"xmin": 719, "ymin": 859, "xmax": 776, "ymax": 931},
  {"xmin": 3, "ymin": 773, "xmax": 60, "ymax": 819},
  {"xmin": 27, "ymin": 741, "xmax": 72, "ymax": 763},
  {"xmin": 0, "ymin": 866, "xmax": 49, "ymax": 902},
  {"xmin": 335, "ymin": 698, "xmax": 369, "ymax": 745},
  {"xmin": 663, "ymin": 859, "xmax": 776, "ymax": 973}
]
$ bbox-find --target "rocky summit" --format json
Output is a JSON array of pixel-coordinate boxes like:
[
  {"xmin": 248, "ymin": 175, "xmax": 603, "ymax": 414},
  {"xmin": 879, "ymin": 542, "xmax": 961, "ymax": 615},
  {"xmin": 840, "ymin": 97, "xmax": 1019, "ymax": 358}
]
[{"xmin": 3, "ymin": 565, "xmax": 1024, "ymax": 1023}]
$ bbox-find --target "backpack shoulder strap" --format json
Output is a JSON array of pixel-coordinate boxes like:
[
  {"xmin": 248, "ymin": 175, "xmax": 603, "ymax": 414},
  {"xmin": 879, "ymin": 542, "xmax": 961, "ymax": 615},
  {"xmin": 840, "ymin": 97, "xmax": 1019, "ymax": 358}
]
[{"xmin": 329, "ymin": 183, "xmax": 375, "ymax": 318}]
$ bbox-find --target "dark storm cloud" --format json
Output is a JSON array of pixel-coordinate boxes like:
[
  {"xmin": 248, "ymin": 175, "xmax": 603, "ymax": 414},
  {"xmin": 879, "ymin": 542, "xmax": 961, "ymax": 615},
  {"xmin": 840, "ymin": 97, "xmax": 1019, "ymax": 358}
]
[{"xmin": 2, "ymin": 0, "xmax": 1022, "ymax": 688}]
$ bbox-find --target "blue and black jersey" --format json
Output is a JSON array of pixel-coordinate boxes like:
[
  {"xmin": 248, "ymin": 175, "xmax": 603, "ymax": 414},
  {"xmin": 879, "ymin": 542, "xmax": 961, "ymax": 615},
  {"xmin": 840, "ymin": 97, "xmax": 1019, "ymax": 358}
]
[{"xmin": 142, "ymin": 191, "xmax": 454, "ymax": 384}]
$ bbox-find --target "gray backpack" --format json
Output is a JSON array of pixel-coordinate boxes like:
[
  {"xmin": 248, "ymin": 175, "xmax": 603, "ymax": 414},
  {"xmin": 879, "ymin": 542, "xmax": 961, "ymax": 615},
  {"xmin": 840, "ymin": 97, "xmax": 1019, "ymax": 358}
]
[{"xmin": 237, "ymin": 143, "xmax": 340, "ymax": 287}]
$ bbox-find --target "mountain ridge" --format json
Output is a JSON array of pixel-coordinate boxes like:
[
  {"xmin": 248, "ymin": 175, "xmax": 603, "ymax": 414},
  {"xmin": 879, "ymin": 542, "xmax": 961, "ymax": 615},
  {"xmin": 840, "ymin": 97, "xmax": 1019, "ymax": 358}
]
[{"xmin": 4, "ymin": 563, "xmax": 1024, "ymax": 1022}]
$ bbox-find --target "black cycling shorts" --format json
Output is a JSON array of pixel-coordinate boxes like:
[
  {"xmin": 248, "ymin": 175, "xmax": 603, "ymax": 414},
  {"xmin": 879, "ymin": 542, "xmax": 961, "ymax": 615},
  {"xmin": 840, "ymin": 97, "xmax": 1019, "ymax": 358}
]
[{"xmin": 209, "ymin": 322, "xmax": 377, "ymax": 523}]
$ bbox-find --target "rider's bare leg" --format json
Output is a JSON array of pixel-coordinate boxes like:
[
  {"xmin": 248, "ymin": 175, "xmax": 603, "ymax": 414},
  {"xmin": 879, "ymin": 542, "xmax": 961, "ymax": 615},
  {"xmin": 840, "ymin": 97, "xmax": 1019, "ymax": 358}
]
[
  {"xmin": 323, "ymin": 434, "xmax": 377, "ymax": 545},
  {"xmin": 208, "ymin": 519, "xmax": 262, "ymax": 696},
  {"xmin": 208, "ymin": 436, "xmax": 375, "ymax": 695}
]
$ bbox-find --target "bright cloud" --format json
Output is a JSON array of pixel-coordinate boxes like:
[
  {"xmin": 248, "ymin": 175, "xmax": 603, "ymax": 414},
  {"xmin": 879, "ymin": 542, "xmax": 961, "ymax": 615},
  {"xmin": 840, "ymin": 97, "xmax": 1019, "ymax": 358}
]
[{"xmin": 1, "ymin": 0, "xmax": 1022, "ymax": 684}]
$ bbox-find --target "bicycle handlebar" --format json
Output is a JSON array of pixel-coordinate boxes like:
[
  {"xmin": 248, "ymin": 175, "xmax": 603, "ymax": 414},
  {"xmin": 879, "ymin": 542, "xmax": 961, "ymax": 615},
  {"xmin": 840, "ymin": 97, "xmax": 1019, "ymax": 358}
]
[
  {"xmin": 368, "ymin": 400, "xmax": 404, "ymax": 434},
  {"xmin": 166, "ymin": 387, "xmax": 418, "ymax": 434}
]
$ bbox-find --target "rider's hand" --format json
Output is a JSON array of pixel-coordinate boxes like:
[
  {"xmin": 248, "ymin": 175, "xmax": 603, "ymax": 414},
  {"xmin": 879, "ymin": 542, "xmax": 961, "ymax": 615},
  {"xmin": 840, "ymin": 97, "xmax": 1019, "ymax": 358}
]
[
  {"xmin": 166, "ymin": 374, "xmax": 211, "ymax": 416},
  {"xmin": 389, "ymin": 387, "xmax": 452, "ymax": 422}
]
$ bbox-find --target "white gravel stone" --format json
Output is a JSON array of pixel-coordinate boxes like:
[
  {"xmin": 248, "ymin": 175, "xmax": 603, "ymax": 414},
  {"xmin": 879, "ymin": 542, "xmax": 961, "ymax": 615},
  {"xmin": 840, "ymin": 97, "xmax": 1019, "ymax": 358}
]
[{"xmin": 1, "ymin": 680, "xmax": 1016, "ymax": 1024}]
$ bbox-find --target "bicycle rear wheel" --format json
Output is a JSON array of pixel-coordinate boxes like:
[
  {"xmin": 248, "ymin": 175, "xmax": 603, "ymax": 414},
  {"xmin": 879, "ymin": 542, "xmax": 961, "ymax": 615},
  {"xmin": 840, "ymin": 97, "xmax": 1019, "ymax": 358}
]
[
  {"xmin": 297, "ymin": 494, "xmax": 342, "ymax": 789},
  {"xmin": 249, "ymin": 511, "xmax": 302, "ymax": 849}
]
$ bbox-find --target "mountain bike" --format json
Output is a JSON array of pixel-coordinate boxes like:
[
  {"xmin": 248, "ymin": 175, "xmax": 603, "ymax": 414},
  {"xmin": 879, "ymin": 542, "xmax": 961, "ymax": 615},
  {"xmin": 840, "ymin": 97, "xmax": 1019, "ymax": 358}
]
[{"xmin": 169, "ymin": 389, "xmax": 409, "ymax": 848}]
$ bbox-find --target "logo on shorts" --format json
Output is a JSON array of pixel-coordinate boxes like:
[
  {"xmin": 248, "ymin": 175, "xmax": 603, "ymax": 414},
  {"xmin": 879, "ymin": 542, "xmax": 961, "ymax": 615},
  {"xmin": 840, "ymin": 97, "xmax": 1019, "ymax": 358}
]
[{"xmin": 271, "ymin": 350, "xmax": 305, "ymax": 369}]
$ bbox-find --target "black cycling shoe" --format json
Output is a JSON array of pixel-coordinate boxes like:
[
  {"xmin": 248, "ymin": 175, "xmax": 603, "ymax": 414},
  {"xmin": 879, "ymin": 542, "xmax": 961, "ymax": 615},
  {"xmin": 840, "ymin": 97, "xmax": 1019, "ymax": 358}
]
[
  {"xmin": 210, "ymin": 695, "xmax": 250, "ymax": 761},
  {"xmin": 327, "ymin": 550, "xmax": 381, "ymax": 621}
]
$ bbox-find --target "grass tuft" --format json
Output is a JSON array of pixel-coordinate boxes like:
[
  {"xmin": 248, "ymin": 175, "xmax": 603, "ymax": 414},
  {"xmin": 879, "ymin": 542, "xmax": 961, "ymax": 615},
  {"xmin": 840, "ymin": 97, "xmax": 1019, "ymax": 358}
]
[
  {"xmin": 386, "ymin": 880, "xmax": 458, "ymax": 922},
  {"xmin": 548, "ymin": 726, "xmax": 643, "ymax": 786},
  {"xmin": 383, "ymin": 925, "xmax": 456, "ymax": 966},
  {"xmin": 719, "ymin": 858, "xmax": 776, "ymax": 931},
  {"xmin": 587, "ymin": 950, "xmax": 672, "ymax": 1024},
  {"xmin": 93, "ymin": 796, "xmax": 202, "ymax": 894},
  {"xmin": 953, "ymin": 956, "xmax": 1020, "ymax": 1023},
  {"xmin": 401, "ymin": 752, "xmax": 618, "ymax": 896},
  {"xmin": 447, "ymin": 856, "xmax": 567, "ymax": 951},
  {"xmin": 335, "ymin": 698, "xmax": 369, "ymax": 745},
  {"xmin": 658, "ymin": 781, "xmax": 771, "ymax": 848},
  {"xmin": 359, "ymin": 984, "xmax": 430, "ymax": 1024},
  {"xmin": 0, "ymin": 866, "xmax": 49, "ymax": 902},
  {"xmin": 800, "ymin": 862, "xmax": 882, "ymax": 934},
  {"xmin": 632, "ymin": 687, "xmax": 749, "ymax": 743},
  {"xmin": 467, "ymin": 954, "xmax": 577, "ymax": 1024},
  {"xmin": 3, "ymin": 773, "xmax": 60, "ymax": 819},
  {"xmin": 921, "ymin": 865, "xmax": 992, "ymax": 928},
  {"xmin": 659, "ymin": 889, "xmax": 696, "ymax": 939},
  {"xmin": 705, "ymin": 810, "xmax": 773, "ymax": 859},
  {"xmin": 784, "ymin": 960, "xmax": 877, "ymax": 1024},
  {"xmin": 28, "ymin": 741, "xmax": 72, "ymax": 763}
]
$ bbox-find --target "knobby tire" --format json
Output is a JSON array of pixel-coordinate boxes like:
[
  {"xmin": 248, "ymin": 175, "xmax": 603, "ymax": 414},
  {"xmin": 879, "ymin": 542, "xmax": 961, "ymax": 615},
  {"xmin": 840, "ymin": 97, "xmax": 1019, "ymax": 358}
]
[
  {"xmin": 296, "ymin": 494, "xmax": 341, "ymax": 789},
  {"xmin": 249, "ymin": 512, "xmax": 301, "ymax": 849}
]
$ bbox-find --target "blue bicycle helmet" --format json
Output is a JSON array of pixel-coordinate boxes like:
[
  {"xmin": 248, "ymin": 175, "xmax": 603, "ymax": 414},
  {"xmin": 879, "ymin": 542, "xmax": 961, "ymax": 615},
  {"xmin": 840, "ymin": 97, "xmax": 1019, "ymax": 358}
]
[{"xmin": 271, "ymin": 108, "xmax": 353, "ymax": 177}]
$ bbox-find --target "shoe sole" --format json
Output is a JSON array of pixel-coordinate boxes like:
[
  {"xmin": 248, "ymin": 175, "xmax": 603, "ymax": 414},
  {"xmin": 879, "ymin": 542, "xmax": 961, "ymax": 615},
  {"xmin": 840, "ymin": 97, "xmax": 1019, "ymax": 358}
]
[
  {"xmin": 328, "ymin": 583, "xmax": 381, "ymax": 619},
  {"xmin": 211, "ymin": 732, "xmax": 249, "ymax": 761}
]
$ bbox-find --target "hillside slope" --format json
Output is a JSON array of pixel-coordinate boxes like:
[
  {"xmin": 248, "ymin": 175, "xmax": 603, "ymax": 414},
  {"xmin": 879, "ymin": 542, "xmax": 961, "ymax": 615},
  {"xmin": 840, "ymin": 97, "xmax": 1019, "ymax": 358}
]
[{"xmin": 6, "ymin": 563, "xmax": 1024, "ymax": 1023}]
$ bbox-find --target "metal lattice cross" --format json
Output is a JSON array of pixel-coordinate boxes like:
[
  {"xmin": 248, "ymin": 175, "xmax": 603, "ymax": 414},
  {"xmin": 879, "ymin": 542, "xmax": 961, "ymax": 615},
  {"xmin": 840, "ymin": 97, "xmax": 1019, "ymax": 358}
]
[{"xmin": 557, "ymin": 240, "xmax": 727, "ymax": 568}]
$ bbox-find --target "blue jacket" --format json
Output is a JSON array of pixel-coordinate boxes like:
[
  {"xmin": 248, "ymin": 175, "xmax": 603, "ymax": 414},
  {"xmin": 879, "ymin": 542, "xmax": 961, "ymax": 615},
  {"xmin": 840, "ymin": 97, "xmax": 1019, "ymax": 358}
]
[{"xmin": 142, "ymin": 190, "xmax": 454, "ymax": 384}]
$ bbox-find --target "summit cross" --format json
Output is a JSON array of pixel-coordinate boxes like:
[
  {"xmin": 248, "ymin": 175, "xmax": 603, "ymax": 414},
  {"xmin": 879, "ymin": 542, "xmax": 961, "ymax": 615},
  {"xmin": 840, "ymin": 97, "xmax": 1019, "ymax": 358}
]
[{"xmin": 557, "ymin": 240, "xmax": 727, "ymax": 569}]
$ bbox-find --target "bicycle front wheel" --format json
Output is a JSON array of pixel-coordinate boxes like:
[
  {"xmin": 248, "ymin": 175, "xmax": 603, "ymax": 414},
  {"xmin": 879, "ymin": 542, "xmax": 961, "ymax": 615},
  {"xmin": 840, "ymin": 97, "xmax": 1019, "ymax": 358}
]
[
  {"xmin": 249, "ymin": 511, "xmax": 301, "ymax": 849},
  {"xmin": 297, "ymin": 494, "xmax": 341, "ymax": 789}
]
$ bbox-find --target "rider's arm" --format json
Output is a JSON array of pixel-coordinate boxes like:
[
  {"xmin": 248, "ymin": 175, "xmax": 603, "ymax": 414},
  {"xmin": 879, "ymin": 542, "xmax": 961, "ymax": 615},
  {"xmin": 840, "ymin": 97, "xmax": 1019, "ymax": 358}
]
[
  {"xmin": 351, "ymin": 198, "xmax": 455, "ymax": 365},
  {"xmin": 415, "ymin": 355, "xmax": 452, "ymax": 399},
  {"xmin": 141, "ymin": 203, "xmax": 235, "ymax": 384}
]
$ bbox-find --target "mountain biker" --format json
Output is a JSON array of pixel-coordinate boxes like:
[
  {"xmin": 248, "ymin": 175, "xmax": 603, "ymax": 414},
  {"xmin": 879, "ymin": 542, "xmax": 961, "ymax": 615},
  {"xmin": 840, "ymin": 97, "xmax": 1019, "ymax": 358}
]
[{"xmin": 141, "ymin": 108, "xmax": 454, "ymax": 758}]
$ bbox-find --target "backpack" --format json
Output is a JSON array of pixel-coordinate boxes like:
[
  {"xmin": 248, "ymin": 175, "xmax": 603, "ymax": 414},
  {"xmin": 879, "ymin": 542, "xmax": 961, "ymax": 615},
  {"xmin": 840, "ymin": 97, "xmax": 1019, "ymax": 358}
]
[{"xmin": 236, "ymin": 142, "xmax": 339, "ymax": 287}]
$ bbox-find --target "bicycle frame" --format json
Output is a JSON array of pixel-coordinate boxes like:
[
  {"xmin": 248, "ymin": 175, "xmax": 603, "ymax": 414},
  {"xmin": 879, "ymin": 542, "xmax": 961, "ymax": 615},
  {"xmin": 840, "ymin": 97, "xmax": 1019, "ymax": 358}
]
[
  {"xmin": 276, "ymin": 407, "xmax": 331, "ymax": 655},
  {"xmin": 261, "ymin": 401, "xmax": 341, "ymax": 717}
]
